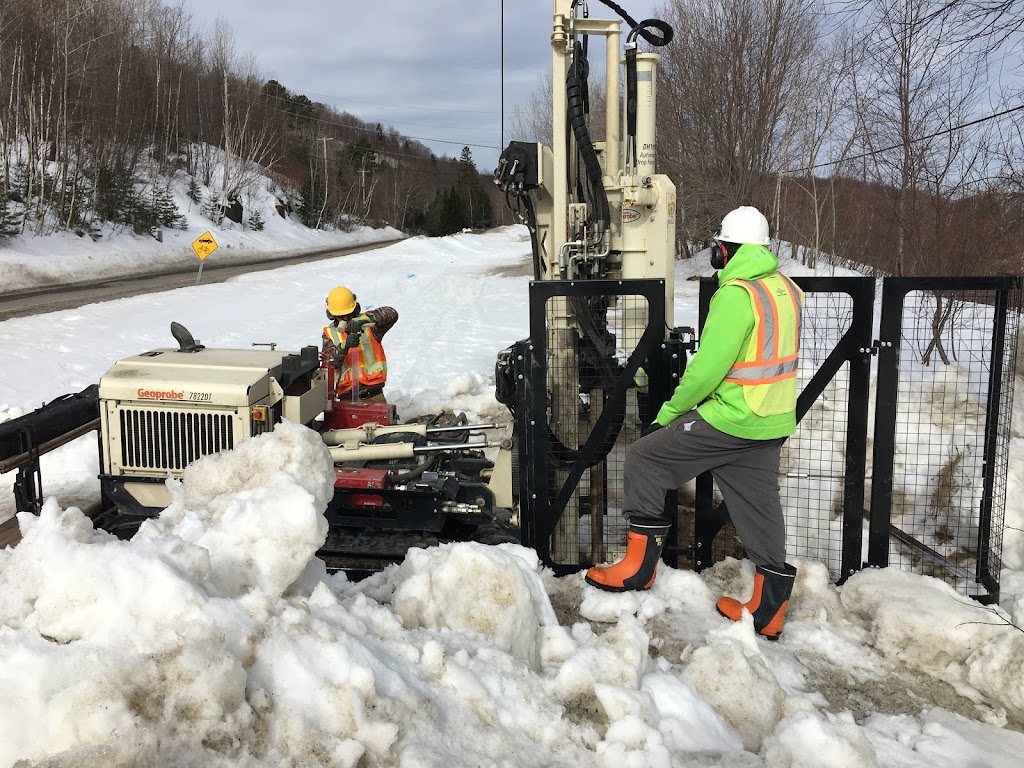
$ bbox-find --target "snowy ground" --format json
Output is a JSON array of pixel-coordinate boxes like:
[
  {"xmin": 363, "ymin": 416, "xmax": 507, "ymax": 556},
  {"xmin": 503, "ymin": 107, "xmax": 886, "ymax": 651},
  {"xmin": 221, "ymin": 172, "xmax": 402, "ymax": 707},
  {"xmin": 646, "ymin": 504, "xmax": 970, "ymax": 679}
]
[
  {"xmin": 2, "ymin": 225, "xmax": 1024, "ymax": 767},
  {"xmin": 0, "ymin": 210, "xmax": 403, "ymax": 296}
]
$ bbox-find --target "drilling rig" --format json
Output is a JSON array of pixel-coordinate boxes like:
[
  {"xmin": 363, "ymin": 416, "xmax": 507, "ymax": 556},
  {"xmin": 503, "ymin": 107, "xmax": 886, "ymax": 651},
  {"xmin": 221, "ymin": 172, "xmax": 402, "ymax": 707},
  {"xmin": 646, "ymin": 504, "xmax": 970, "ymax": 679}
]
[
  {"xmin": 1, "ymin": 1, "xmax": 690, "ymax": 575},
  {"xmin": 493, "ymin": 0, "xmax": 689, "ymax": 572}
]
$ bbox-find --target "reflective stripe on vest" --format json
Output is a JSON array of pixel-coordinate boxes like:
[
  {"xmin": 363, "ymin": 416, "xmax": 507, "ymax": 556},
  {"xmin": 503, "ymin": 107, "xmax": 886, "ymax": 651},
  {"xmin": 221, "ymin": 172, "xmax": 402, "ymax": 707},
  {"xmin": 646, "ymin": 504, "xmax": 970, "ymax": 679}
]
[
  {"xmin": 722, "ymin": 273, "xmax": 803, "ymax": 416},
  {"xmin": 324, "ymin": 317, "xmax": 388, "ymax": 392}
]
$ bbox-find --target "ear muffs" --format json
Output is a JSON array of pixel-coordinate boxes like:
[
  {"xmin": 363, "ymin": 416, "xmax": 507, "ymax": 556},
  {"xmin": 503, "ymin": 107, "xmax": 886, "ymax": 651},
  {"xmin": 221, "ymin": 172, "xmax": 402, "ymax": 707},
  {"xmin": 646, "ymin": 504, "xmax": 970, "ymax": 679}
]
[{"xmin": 709, "ymin": 238, "xmax": 729, "ymax": 270}]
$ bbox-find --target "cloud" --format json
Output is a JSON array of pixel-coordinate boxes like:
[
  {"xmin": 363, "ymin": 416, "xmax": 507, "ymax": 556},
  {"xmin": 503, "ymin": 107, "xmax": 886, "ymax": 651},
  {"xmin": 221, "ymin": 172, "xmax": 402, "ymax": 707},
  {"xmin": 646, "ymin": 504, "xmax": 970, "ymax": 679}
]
[{"xmin": 184, "ymin": 0, "xmax": 662, "ymax": 168}]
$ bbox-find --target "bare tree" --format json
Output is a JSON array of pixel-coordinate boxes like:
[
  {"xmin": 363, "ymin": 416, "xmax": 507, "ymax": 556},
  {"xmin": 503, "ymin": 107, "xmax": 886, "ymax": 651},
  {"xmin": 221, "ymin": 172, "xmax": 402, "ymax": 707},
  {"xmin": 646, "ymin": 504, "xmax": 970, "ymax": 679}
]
[
  {"xmin": 776, "ymin": 27, "xmax": 861, "ymax": 269},
  {"xmin": 657, "ymin": 0, "xmax": 823, "ymax": 254},
  {"xmin": 850, "ymin": 0, "xmax": 994, "ymax": 276},
  {"xmin": 848, "ymin": 0, "xmax": 1005, "ymax": 362}
]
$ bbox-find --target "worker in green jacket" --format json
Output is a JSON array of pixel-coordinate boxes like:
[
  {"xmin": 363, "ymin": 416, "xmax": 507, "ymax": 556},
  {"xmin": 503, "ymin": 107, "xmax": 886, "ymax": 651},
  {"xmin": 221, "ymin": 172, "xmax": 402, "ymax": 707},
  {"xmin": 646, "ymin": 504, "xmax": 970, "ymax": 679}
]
[{"xmin": 585, "ymin": 206, "xmax": 805, "ymax": 640}]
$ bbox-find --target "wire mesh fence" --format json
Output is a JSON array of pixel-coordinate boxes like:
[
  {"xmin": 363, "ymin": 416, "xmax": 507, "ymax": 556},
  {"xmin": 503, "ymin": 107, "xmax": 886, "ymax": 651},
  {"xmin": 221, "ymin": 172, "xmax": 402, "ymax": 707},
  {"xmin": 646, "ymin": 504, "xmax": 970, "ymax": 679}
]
[
  {"xmin": 873, "ymin": 280, "xmax": 1023, "ymax": 600},
  {"xmin": 519, "ymin": 275, "xmax": 1021, "ymax": 600},
  {"xmin": 696, "ymin": 276, "xmax": 1022, "ymax": 599},
  {"xmin": 780, "ymin": 290, "xmax": 855, "ymax": 576},
  {"xmin": 518, "ymin": 279, "xmax": 671, "ymax": 573}
]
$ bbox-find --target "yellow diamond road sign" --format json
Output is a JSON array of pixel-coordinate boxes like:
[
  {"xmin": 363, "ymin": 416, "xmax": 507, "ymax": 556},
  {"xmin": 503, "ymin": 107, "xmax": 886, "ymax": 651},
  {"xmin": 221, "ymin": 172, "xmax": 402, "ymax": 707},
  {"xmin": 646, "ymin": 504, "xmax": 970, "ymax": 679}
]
[{"xmin": 192, "ymin": 231, "xmax": 218, "ymax": 261}]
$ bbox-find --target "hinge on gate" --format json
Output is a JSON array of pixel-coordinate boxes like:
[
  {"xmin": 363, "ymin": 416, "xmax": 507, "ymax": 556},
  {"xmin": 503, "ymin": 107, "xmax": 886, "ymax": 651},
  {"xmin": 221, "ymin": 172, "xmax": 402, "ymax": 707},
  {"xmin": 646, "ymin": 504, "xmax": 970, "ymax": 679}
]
[
  {"xmin": 861, "ymin": 339, "xmax": 894, "ymax": 356},
  {"xmin": 670, "ymin": 326, "xmax": 697, "ymax": 353}
]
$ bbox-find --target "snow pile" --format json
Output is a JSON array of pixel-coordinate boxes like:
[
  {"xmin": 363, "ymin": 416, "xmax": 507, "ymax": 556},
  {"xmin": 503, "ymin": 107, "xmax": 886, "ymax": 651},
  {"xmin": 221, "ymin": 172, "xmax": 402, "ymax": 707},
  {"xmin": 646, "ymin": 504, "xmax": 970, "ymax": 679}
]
[
  {"xmin": 137, "ymin": 420, "xmax": 335, "ymax": 597},
  {"xmin": 841, "ymin": 568, "xmax": 1024, "ymax": 724},
  {"xmin": 3, "ymin": 419, "xmax": 1024, "ymax": 765},
  {"xmin": 0, "ymin": 142, "xmax": 404, "ymax": 295},
  {"xmin": 388, "ymin": 542, "xmax": 564, "ymax": 666}
]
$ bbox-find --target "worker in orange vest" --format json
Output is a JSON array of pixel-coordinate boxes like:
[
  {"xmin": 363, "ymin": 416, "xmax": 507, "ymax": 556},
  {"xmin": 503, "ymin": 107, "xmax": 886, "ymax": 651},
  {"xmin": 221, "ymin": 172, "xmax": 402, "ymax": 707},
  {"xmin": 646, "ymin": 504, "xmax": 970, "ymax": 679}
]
[
  {"xmin": 585, "ymin": 206, "xmax": 804, "ymax": 640},
  {"xmin": 322, "ymin": 286, "xmax": 399, "ymax": 403}
]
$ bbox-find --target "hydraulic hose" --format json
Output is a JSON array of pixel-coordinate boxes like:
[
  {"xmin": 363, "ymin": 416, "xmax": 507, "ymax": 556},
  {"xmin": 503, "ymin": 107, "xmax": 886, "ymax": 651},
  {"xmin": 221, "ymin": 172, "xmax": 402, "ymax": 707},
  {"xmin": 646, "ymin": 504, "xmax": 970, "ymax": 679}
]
[{"xmin": 565, "ymin": 42, "xmax": 610, "ymax": 237}]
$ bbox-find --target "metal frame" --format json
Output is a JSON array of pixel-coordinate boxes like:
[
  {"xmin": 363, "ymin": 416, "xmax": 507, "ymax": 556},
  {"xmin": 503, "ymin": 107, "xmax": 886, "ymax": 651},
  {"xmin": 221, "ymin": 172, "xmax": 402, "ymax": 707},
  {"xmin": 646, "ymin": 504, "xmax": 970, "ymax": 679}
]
[
  {"xmin": 692, "ymin": 273, "xmax": 1020, "ymax": 601},
  {"xmin": 516, "ymin": 278, "xmax": 671, "ymax": 572},
  {"xmin": 693, "ymin": 276, "xmax": 874, "ymax": 578},
  {"xmin": 868, "ymin": 275, "xmax": 1022, "ymax": 601}
]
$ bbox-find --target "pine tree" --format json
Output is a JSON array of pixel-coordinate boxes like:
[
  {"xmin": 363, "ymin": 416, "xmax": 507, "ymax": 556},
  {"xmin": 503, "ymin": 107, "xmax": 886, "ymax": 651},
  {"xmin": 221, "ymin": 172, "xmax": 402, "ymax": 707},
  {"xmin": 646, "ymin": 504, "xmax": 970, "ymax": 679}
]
[
  {"xmin": 426, "ymin": 186, "xmax": 470, "ymax": 236},
  {"xmin": 248, "ymin": 209, "xmax": 265, "ymax": 231},
  {"xmin": 153, "ymin": 185, "xmax": 183, "ymax": 229},
  {"xmin": 187, "ymin": 178, "xmax": 202, "ymax": 206},
  {"xmin": 456, "ymin": 147, "xmax": 493, "ymax": 229},
  {"xmin": 202, "ymin": 192, "xmax": 224, "ymax": 226},
  {"xmin": 0, "ymin": 201, "xmax": 21, "ymax": 238}
]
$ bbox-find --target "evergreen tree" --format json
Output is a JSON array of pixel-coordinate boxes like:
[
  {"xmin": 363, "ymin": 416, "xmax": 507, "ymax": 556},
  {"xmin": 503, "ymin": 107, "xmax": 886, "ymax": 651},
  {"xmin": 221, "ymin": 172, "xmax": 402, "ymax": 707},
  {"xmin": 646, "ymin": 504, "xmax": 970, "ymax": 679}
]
[
  {"xmin": 298, "ymin": 171, "xmax": 325, "ymax": 228},
  {"xmin": 93, "ymin": 165, "xmax": 134, "ymax": 224},
  {"xmin": 470, "ymin": 185, "xmax": 494, "ymax": 229},
  {"xmin": 456, "ymin": 147, "xmax": 493, "ymax": 229},
  {"xmin": 153, "ymin": 185, "xmax": 183, "ymax": 229},
  {"xmin": 426, "ymin": 186, "xmax": 469, "ymax": 236},
  {"xmin": 201, "ymin": 192, "xmax": 225, "ymax": 226},
  {"xmin": 248, "ymin": 209, "xmax": 265, "ymax": 231},
  {"xmin": 443, "ymin": 187, "xmax": 469, "ymax": 233},
  {"xmin": 187, "ymin": 178, "xmax": 202, "ymax": 205},
  {"xmin": 0, "ymin": 201, "xmax": 21, "ymax": 238}
]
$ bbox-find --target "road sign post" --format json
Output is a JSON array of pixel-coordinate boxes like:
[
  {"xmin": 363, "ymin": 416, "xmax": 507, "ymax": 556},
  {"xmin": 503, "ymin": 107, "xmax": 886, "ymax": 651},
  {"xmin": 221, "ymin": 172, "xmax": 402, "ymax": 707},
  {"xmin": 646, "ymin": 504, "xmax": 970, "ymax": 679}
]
[{"xmin": 191, "ymin": 231, "xmax": 219, "ymax": 285}]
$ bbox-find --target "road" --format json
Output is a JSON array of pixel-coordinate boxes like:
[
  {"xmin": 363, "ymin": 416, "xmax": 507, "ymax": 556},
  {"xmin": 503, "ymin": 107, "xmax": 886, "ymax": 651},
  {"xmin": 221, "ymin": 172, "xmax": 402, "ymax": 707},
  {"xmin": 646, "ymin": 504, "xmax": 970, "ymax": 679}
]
[{"xmin": 0, "ymin": 238, "xmax": 404, "ymax": 320}]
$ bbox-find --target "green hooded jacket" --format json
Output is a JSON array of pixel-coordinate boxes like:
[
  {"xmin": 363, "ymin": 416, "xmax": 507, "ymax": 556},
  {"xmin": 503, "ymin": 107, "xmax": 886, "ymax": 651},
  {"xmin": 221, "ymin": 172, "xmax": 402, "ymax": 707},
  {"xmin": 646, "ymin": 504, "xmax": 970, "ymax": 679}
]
[{"xmin": 654, "ymin": 243, "xmax": 798, "ymax": 440}]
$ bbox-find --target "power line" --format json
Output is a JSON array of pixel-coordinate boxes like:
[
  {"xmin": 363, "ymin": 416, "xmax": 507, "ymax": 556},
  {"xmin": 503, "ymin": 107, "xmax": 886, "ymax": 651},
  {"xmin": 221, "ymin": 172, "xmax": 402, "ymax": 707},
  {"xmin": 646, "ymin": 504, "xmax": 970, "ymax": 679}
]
[
  {"xmin": 247, "ymin": 86, "xmax": 502, "ymax": 154},
  {"xmin": 281, "ymin": 86, "xmax": 502, "ymax": 116},
  {"xmin": 792, "ymin": 103, "xmax": 1024, "ymax": 173}
]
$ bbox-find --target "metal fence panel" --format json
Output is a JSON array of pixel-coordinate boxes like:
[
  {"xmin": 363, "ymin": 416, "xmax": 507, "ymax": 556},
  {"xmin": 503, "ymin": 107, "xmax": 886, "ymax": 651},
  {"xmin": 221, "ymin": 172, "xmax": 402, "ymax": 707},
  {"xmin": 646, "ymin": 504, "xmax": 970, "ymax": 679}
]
[
  {"xmin": 869, "ymin": 276, "xmax": 1023, "ymax": 602},
  {"xmin": 517, "ymin": 279, "xmax": 673, "ymax": 573}
]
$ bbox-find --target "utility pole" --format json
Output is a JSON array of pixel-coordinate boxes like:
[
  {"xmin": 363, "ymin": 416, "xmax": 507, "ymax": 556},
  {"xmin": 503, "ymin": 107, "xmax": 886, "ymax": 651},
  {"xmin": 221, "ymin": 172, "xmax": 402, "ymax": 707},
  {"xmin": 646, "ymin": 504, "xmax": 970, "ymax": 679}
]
[
  {"xmin": 358, "ymin": 152, "xmax": 377, "ymax": 217},
  {"xmin": 316, "ymin": 136, "xmax": 333, "ymax": 229},
  {"xmin": 359, "ymin": 154, "xmax": 374, "ymax": 206},
  {"xmin": 359, "ymin": 155, "xmax": 367, "ymax": 207}
]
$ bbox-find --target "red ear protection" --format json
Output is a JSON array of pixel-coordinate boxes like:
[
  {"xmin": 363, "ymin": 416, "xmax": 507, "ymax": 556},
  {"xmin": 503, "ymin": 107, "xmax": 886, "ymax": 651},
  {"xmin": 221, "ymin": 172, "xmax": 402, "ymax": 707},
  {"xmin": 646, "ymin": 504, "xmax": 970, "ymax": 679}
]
[{"xmin": 710, "ymin": 238, "xmax": 729, "ymax": 270}]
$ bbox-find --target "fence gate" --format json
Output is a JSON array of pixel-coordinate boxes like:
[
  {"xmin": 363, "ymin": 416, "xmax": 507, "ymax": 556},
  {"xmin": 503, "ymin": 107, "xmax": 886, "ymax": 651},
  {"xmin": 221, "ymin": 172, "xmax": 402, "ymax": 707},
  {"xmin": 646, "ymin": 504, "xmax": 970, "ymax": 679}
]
[
  {"xmin": 513, "ymin": 279, "xmax": 687, "ymax": 574},
  {"xmin": 514, "ymin": 273, "xmax": 1021, "ymax": 601},
  {"xmin": 867, "ymin": 276, "xmax": 1022, "ymax": 602},
  {"xmin": 690, "ymin": 276, "xmax": 875, "ymax": 581},
  {"xmin": 694, "ymin": 274, "xmax": 1022, "ymax": 602}
]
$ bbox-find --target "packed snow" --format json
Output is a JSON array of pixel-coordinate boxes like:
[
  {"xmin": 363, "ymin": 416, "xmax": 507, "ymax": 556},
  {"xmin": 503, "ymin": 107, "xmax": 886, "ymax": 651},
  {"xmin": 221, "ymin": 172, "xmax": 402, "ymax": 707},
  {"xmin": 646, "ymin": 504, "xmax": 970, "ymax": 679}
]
[{"xmin": 2, "ymin": 225, "xmax": 1024, "ymax": 767}]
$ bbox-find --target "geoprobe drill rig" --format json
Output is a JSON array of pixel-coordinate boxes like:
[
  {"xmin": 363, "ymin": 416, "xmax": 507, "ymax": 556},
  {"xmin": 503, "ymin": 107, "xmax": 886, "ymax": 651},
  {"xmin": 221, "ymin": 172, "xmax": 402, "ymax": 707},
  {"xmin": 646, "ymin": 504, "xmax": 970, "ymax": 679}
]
[
  {"xmin": 0, "ymin": 321, "xmax": 513, "ymax": 570},
  {"xmin": 1, "ymin": 1, "xmax": 690, "ymax": 573},
  {"xmin": 491, "ymin": 0, "xmax": 691, "ymax": 572}
]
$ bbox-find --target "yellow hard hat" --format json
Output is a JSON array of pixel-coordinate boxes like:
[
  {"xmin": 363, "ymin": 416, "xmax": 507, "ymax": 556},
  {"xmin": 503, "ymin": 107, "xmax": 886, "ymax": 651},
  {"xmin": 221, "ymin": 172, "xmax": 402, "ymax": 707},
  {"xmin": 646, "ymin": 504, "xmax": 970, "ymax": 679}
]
[{"xmin": 326, "ymin": 286, "xmax": 357, "ymax": 315}]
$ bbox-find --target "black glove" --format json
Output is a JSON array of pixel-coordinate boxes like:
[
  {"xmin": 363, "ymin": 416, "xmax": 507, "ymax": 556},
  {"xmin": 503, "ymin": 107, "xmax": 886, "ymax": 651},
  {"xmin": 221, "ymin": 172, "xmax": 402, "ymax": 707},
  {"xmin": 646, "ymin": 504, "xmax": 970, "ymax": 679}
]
[
  {"xmin": 347, "ymin": 317, "xmax": 372, "ymax": 335},
  {"xmin": 641, "ymin": 422, "xmax": 663, "ymax": 438},
  {"xmin": 343, "ymin": 332, "xmax": 361, "ymax": 351}
]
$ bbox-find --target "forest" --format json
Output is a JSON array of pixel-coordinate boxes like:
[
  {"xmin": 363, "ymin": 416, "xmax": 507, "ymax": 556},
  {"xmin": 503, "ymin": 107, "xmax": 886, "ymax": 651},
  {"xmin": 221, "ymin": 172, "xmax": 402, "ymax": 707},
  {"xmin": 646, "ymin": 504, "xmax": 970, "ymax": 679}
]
[
  {"xmin": 1, "ymin": 0, "xmax": 1023, "ymax": 277},
  {"xmin": 0, "ymin": 0, "xmax": 495, "ymax": 241}
]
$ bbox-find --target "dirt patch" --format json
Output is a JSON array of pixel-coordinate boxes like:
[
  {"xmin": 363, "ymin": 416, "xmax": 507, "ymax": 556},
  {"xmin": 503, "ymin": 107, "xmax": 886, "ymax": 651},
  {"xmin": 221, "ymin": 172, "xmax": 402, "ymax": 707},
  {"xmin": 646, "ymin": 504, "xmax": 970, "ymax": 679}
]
[{"xmin": 486, "ymin": 259, "xmax": 534, "ymax": 279}]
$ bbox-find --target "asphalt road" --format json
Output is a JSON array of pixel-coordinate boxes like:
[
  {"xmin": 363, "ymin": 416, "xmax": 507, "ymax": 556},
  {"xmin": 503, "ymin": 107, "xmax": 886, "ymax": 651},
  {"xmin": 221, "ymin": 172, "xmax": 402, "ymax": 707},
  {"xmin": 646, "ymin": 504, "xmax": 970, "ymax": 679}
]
[{"xmin": 0, "ymin": 238, "xmax": 404, "ymax": 320}]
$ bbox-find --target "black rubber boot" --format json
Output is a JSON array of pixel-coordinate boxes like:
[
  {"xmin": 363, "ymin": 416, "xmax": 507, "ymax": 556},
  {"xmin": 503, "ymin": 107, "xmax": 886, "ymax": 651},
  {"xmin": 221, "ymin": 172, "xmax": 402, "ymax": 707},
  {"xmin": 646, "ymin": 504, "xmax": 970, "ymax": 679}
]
[
  {"xmin": 716, "ymin": 563, "xmax": 797, "ymax": 640},
  {"xmin": 585, "ymin": 520, "xmax": 671, "ymax": 592}
]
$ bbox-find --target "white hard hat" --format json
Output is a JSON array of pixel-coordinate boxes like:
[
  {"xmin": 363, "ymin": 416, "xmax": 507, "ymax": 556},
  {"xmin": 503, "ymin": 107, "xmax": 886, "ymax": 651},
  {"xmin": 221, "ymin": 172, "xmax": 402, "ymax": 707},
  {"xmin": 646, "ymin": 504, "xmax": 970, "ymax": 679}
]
[{"xmin": 719, "ymin": 206, "xmax": 770, "ymax": 246}]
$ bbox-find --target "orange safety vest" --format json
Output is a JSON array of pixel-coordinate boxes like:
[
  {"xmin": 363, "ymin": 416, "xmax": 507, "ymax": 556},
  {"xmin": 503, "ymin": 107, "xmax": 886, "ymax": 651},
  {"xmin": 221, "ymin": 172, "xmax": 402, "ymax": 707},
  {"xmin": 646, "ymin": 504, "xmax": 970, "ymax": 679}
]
[
  {"xmin": 324, "ymin": 317, "xmax": 388, "ymax": 394},
  {"xmin": 722, "ymin": 273, "xmax": 803, "ymax": 417}
]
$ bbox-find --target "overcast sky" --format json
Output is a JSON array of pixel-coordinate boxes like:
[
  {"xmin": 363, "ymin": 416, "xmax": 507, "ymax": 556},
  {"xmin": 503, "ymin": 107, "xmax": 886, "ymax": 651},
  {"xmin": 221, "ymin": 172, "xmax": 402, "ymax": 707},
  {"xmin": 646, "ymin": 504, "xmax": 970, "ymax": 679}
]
[{"xmin": 183, "ymin": 0, "xmax": 662, "ymax": 173}]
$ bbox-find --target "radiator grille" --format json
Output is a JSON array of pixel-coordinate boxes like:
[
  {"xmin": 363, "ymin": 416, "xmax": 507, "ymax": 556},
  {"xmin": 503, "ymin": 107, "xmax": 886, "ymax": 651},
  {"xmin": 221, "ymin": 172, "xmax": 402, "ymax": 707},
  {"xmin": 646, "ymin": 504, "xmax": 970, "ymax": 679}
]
[{"xmin": 117, "ymin": 407, "xmax": 235, "ymax": 472}]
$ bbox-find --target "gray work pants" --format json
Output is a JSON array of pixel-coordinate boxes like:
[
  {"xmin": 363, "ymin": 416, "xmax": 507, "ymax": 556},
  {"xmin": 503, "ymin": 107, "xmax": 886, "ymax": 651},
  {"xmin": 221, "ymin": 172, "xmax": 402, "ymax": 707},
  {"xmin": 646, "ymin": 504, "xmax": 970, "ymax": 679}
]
[{"xmin": 625, "ymin": 411, "xmax": 787, "ymax": 569}]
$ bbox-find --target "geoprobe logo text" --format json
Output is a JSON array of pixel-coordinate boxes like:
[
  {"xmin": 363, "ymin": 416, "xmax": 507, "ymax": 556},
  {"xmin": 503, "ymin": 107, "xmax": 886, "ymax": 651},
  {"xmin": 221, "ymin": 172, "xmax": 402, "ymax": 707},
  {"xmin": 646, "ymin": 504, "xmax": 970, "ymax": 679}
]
[{"xmin": 136, "ymin": 388, "xmax": 184, "ymax": 400}]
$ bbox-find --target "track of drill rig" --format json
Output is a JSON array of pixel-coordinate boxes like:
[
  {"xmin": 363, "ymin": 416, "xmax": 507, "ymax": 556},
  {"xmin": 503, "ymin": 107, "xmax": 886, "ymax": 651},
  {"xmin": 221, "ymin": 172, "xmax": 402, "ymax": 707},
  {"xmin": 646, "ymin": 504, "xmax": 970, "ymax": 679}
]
[
  {"xmin": 317, "ymin": 509, "xmax": 519, "ymax": 577},
  {"xmin": 2, "ymin": 394, "xmax": 520, "ymax": 578}
]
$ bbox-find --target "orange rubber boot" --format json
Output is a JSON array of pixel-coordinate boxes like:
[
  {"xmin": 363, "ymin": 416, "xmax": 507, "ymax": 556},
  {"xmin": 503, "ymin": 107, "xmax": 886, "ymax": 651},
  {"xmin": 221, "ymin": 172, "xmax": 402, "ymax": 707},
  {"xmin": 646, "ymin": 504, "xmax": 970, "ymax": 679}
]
[
  {"xmin": 716, "ymin": 563, "xmax": 797, "ymax": 640},
  {"xmin": 585, "ymin": 521, "xmax": 670, "ymax": 592}
]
